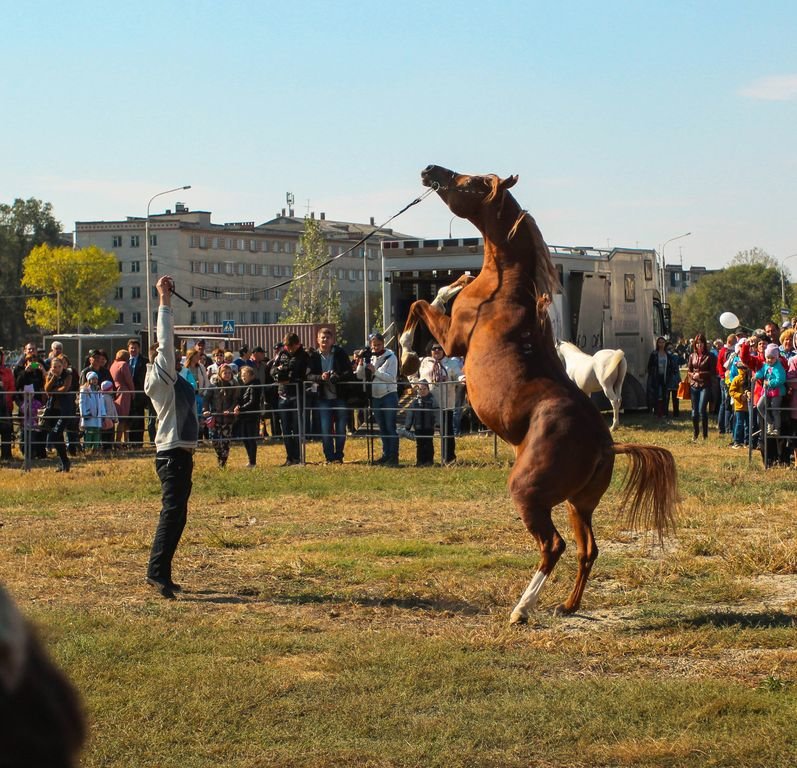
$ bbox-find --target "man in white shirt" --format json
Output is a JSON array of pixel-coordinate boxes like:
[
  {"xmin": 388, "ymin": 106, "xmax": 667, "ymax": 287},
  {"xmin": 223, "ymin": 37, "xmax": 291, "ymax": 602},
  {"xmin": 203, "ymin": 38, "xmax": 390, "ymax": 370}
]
[{"xmin": 356, "ymin": 333, "xmax": 399, "ymax": 465}]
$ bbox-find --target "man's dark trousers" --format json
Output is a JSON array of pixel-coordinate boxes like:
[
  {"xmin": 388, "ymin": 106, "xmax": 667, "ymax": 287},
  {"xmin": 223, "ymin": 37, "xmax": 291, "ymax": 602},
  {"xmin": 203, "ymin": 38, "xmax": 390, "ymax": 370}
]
[{"xmin": 148, "ymin": 448, "xmax": 193, "ymax": 584}]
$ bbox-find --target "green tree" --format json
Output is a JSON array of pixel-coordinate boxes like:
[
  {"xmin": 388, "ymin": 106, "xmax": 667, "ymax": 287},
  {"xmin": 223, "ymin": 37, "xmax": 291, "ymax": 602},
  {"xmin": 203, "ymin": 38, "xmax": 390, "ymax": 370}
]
[
  {"xmin": 669, "ymin": 263, "xmax": 786, "ymax": 339},
  {"xmin": 281, "ymin": 218, "xmax": 342, "ymax": 330},
  {"xmin": 0, "ymin": 198, "xmax": 62, "ymax": 345},
  {"xmin": 22, "ymin": 244, "xmax": 119, "ymax": 333},
  {"xmin": 729, "ymin": 246, "xmax": 779, "ymax": 269}
]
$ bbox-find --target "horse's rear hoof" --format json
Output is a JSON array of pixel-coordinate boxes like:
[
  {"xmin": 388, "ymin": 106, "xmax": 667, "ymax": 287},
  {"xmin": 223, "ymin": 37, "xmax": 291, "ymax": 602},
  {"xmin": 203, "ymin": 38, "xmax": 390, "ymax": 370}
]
[
  {"xmin": 553, "ymin": 603, "xmax": 576, "ymax": 617},
  {"xmin": 509, "ymin": 611, "xmax": 528, "ymax": 625},
  {"xmin": 401, "ymin": 353, "xmax": 420, "ymax": 377}
]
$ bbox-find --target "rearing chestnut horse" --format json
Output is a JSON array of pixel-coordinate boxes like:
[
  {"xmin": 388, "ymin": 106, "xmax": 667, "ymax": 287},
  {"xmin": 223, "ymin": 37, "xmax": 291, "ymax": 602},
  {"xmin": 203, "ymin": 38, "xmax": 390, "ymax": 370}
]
[{"xmin": 400, "ymin": 165, "xmax": 678, "ymax": 623}]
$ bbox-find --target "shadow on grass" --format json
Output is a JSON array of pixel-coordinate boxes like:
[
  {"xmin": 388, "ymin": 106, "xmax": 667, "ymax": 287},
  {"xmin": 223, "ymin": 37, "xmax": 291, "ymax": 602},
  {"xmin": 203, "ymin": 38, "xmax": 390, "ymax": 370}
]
[
  {"xmin": 179, "ymin": 588, "xmax": 485, "ymax": 615},
  {"xmin": 638, "ymin": 609, "xmax": 796, "ymax": 630}
]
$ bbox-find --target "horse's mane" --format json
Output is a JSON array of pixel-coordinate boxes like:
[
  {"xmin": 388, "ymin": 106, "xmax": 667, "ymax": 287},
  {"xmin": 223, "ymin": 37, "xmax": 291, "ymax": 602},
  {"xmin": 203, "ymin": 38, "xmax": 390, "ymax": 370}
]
[{"xmin": 484, "ymin": 176, "xmax": 561, "ymax": 300}]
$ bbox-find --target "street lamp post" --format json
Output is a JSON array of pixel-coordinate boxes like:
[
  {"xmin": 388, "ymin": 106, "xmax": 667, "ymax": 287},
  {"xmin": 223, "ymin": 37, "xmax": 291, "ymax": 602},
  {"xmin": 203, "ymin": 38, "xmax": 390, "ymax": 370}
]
[
  {"xmin": 145, "ymin": 185, "xmax": 191, "ymax": 350},
  {"xmin": 780, "ymin": 253, "xmax": 797, "ymax": 310},
  {"xmin": 659, "ymin": 231, "xmax": 691, "ymax": 303}
]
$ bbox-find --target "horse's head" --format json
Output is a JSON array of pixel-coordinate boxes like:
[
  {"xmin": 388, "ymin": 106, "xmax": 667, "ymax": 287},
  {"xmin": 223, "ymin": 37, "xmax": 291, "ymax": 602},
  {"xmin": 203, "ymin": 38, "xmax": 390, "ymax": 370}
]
[{"xmin": 421, "ymin": 165, "xmax": 518, "ymax": 221}]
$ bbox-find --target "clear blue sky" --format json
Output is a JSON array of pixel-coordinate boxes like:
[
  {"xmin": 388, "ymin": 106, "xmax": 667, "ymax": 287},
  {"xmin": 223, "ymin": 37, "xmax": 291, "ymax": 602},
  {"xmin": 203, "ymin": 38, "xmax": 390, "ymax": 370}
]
[{"xmin": 2, "ymin": 0, "xmax": 796, "ymax": 271}]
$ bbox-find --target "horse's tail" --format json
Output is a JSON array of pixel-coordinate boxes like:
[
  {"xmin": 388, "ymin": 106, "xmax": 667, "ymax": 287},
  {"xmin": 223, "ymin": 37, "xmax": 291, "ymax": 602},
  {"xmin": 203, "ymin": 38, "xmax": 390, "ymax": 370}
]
[
  {"xmin": 612, "ymin": 443, "xmax": 678, "ymax": 541},
  {"xmin": 604, "ymin": 350, "xmax": 626, "ymax": 383}
]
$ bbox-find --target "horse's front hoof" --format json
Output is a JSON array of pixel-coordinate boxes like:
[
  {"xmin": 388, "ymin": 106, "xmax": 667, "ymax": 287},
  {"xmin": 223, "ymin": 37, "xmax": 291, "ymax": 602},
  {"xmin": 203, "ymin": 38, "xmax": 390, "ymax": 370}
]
[
  {"xmin": 400, "ymin": 353, "xmax": 420, "ymax": 377},
  {"xmin": 553, "ymin": 603, "xmax": 575, "ymax": 617},
  {"xmin": 509, "ymin": 611, "xmax": 528, "ymax": 625}
]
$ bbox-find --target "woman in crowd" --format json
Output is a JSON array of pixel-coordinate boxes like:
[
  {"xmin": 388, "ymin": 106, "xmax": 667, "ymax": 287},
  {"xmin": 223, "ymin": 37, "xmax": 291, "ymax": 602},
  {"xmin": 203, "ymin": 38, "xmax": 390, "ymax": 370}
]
[
  {"xmin": 109, "ymin": 349, "xmax": 134, "ymax": 446},
  {"xmin": 687, "ymin": 332, "xmax": 713, "ymax": 441},
  {"xmin": 646, "ymin": 337, "xmax": 680, "ymax": 418},
  {"xmin": 203, "ymin": 363, "xmax": 238, "ymax": 468},
  {"xmin": 43, "ymin": 356, "xmax": 74, "ymax": 471}
]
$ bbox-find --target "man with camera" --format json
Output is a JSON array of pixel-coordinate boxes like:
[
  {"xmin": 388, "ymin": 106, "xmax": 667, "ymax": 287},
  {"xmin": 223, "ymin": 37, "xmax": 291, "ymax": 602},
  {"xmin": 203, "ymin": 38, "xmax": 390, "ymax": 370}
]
[
  {"xmin": 274, "ymin": 333, "xmax": 309, "ymax": 465},
  {"xmin": 356, "ymin": 333, "xmax": 399, "ymax": 466},
  {"xmin": 307, "ymin": 326, "xmax": 352, "ymax": 464}
]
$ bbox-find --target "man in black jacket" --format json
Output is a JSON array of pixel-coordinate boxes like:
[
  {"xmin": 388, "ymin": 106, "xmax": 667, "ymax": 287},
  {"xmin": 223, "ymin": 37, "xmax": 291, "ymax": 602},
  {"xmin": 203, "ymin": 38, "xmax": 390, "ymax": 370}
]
[
  {"xmin": 307, "ymin": 326, "xmax": 352, "ymax": 464},
  {"xmin": 273, "ymin": 333, "xmax": 309, "ymax": 465},
  {"xmin": 127, "ymin": 338, "xmax": 149, "ymax": 446}
]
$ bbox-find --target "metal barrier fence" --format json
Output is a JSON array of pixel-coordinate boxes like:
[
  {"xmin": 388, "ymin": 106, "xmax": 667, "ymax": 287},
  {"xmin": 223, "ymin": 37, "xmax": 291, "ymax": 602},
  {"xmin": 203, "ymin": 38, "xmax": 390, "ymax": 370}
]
[{"xmin": 3, "ymin": 379, "xmax": 794, "ymax": 471}]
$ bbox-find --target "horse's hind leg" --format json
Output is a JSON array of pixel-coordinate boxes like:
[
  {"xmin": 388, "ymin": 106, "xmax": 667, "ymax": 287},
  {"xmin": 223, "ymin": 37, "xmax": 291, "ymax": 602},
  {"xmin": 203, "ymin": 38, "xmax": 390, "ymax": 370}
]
[
  {"xmin": 509, "ymin": 505, "xmax": 566, "ymax": 624},
  {"xmin": 556, "ymin": 500, "xmax": 598, "ymax": 615}
]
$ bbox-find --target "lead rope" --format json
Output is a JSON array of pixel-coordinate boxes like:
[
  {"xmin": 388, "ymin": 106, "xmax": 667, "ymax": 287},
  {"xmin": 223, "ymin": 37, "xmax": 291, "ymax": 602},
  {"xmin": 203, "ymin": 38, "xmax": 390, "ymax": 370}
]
[{"xmin": 221, "ymin": 185, "xmax": 439, "ymax": 300}]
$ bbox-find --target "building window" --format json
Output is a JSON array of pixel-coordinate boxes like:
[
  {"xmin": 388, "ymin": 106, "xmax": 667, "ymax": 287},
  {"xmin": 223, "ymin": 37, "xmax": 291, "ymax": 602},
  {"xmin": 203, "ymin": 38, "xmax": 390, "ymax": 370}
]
[
  {"xmin": 118, "ymin": 261, "xmax": 123, "ymax": 272},
  {"xmin": 264, "ymin": 311, "xmax": 272, "ymax": 323},
  {"xmin": 190, "ymin": 235, "xmax": 199, "ymax": 248},
  {"xmin": 286, "ymin": 242, "xmax": 293, "ymax": 254},
  {"xmin": 130, "ymin": 235, "xmax": 140, "ymax": 248},
  {"xmin": 262, "ymin": 240, "xmax": 270, "ymax": 252},
  {"xmin": 131, "ymin": 261, "xmax": 141, "ymax": 273},
  {"xmin": 190, "ymin": 311, "xmax": 197, "ymax": 324},
  {"xmin": 132, "ymin": 311, "xmax": 141, "ymax": 324},
  {"xmin": 151, "ymin": 260, "xmax": 157, "ymax": 274},
  {"xmin": 131, "ymin": 286, "xmax": 141, "ymax": 299},
  {"xmin": 201, "ymin": 311, "xmax": 209, "ymax": 323},
  {"xmin": 225, "ymin": 262, "xmax": 234, "ymax": 275},
  {"xmin": 199, "ymin": 236, "xmax": 207, "ymax": 249},
  {"xmin": 213, "ymin": 311, "xmax": 222, "ymax": 324},
  {"xmin": 237, "ymin": 263, "xmax": 245, "ymax": 276},
  {"xmin": 249, "ymin": 263, "xmax": 257, "ymax": 276},
  {"xmin": 211, "ymin": 263, "xmax": 220, "ymax": 274},
  {"xmin": 150, "ymin": 234, "xmax": 158, "ymax": 247},
  {"xmin": 624, "ymin": 274, "xmax": 636, "ymax": 303},
  {"xmin": 116, "ymin": 313, "xmax": 124, "ymax": 324},
  {"xmin": 239, "ymin": 312, "xmax": 247, "ymax": 323},
  {"xmin": 112, "ymin": 235, "xmax": 122, "ymax": 248},
  {"xmin": 114, "ymin": 287, "xmax": 123, "ymax": 299},
  {"xmin": 250, "ymin": 312, "xmax": 259, "ymax": 323},
  {"xmin": 152, "ymin": 285, "xmax": 158, "ymax": 298},
  {"xmin": 212, "ymin": 237, "xmax": 218, "ymax": 249}
]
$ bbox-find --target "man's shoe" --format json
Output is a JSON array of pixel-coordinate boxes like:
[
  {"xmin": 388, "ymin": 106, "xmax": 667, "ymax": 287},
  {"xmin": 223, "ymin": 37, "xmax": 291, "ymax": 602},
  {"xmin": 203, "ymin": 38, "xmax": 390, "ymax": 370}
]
[{"xmin": 146, "ymin": 576, "xmax": 176, "ymax": 600}]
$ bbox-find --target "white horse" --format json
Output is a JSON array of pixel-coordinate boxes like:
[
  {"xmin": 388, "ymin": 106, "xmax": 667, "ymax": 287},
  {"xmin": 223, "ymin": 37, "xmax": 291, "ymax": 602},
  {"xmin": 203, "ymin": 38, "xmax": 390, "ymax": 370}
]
[{"xmin": 556, "ymin": 341, "xmax": 627, "ymax": 431}]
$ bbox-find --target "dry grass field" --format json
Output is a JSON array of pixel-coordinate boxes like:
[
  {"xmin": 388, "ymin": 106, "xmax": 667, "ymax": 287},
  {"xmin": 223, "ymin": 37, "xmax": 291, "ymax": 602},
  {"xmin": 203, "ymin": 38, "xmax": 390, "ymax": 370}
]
[{"xmin": 1, "ymin": 414, "xmax": 795, "ymax": 767}]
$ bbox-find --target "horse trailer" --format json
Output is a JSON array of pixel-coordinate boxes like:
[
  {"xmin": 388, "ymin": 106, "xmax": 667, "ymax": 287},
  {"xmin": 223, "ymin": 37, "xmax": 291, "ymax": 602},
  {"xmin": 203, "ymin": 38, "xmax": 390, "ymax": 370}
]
[{"xmin": 381, "ymin": 239, "xmax": 671, "ymax": 409}]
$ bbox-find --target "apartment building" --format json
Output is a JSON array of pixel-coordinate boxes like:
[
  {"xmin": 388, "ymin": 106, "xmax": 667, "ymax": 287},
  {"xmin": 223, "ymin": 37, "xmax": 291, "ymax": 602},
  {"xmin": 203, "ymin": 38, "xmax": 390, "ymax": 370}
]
[{"xmin": 75, "ymin": 203, "xmax": 413, "ymax": 335}]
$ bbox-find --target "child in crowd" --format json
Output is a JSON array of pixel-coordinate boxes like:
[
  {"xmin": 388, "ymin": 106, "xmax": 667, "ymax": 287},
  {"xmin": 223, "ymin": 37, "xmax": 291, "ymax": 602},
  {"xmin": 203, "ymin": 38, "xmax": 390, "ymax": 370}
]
[
  {"xmin": 404, "ymin": 380, "xmax": 436, "ymax": 467},
  {"xmin": 755, "ymin": 343, "xmax": 787, "ymax": 436},
  {"xmin": 99, "ymin": 380, "xmax": 118, "ymax": 450},
  {"xmin": 728, "ymin": 360, "xmax": 750, "ymax": 448},
  {"xmin": 79, "ymin": 371, "xmax": 105, "ymax": 450},
  {"xmin": 234, "ymin": 365, "xmax": 261, "ymax": 468}
]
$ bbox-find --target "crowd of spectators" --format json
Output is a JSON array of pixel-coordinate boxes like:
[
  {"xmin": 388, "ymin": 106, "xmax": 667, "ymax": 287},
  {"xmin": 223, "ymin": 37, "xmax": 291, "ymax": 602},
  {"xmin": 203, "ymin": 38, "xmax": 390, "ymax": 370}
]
[
  {"xmin": 0, "ymin": 329, "xmax": 470, "ymax": 471},
  {"xmin": 647, "ymin": 317, "xmax": 797, "ymax": 468}
]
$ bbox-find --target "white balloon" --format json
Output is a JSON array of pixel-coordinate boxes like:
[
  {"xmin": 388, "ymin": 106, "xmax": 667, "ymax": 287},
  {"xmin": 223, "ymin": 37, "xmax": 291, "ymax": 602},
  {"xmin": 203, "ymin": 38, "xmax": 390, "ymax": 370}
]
[{"xmin": 719, "ymin": 311, "xmax": 740, "ymax": 329}]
